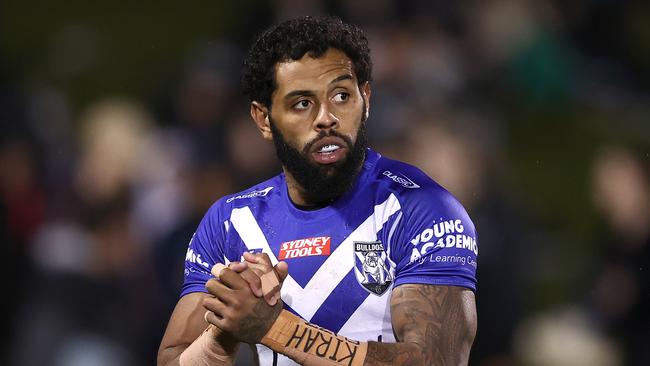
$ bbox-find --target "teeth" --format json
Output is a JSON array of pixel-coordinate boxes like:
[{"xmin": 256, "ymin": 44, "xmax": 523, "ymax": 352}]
[{"xmin": 318, "ymin": 144, "xmax": 340, "ymax": 153}]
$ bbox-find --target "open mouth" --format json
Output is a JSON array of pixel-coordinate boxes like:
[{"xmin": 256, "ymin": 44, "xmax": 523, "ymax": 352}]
[
  {"xmin": 318, "ymin": 144, "xmax": 341, "ymax": 154},
  {"xmin": 310, "ymin": 136, "xmax": 347, "ymax": 164}
]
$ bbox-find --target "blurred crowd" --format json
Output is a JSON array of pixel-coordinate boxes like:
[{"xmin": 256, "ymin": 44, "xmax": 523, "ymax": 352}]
[{"xmin": 1, "ymin": 1, "xmax": 649, "ymax": 365}]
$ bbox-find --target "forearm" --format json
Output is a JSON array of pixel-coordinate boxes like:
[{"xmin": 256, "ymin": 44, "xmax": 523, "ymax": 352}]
[{"xmin": 262, "ymin": 309, "xmax": 472, "ymax": 366}]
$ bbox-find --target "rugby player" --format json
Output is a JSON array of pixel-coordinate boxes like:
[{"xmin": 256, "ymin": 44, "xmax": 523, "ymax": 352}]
[{"xmin": 158, "ymin": 15, "xmax": 478, "ymax": 366}]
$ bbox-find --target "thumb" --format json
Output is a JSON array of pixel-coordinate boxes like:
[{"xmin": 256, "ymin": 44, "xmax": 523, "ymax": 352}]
[
  {"xmin": 274, "ymin": 261, "xmax": 289, "ymax": 283},
  {"xmin": 264, "ymin": 261, "xmax": 288, "ymax": 307}
]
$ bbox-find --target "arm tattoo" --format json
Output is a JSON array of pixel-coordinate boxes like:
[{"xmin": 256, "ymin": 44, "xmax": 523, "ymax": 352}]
[{"xmin": 365, "ymin": 285, "xmax": 476, "ymax": 366}]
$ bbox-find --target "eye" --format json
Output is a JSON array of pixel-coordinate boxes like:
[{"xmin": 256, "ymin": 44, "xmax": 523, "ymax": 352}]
[
  {"xmin": 332, "ymin": 92, "xmax": 349, "ymax": 103},
  {"xmin": 293, "ymin": 99, "xmax": 311, "ymax": 110}
]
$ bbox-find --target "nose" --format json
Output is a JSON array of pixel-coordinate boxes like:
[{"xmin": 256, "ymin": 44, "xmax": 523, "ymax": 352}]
[{"xmin": 314, "ymin": 102, "xmax": 338, "ymax": 131}]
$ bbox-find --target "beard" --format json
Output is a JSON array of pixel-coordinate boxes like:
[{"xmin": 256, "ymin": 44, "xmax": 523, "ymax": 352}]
[{"xmin": 269, "ymin": 117, "xmax": 368, "ymax": 207}]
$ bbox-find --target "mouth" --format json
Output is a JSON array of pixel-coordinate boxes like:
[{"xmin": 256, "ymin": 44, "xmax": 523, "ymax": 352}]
[{"xmin": 310, "ymin": 136, "xmax": 348, "ymax": 165}]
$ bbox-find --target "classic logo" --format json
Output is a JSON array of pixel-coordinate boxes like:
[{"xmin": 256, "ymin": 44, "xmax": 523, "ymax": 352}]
[
  {"xmin": 226, "ymin": 186, "xmax": 274, "ymax": 203},
  {"xmin": 278, "ymin": 236, "xmax": 331, "ymax": 260},
  {"xmin": 353, "ymin": 241, "xmax": 393, "ymax": 296},
  {"xmin": 382, "ymin": 170, "xmax": 420, "ymax": 189}
]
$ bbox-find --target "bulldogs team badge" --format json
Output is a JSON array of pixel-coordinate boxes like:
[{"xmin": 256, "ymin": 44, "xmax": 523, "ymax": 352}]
[{"xmin": 353, "ymin": 241, "xmax": 393, "ymax": 295}]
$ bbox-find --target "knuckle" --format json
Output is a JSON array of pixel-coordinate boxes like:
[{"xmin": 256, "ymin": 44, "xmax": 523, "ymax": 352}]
[
  {"xmin": 224, "ymin": 309, "xmax": 238, "ymax": 323},
  {"xmin": 230, "ymin": 297, "xmax": 241, "ymax": 307},
  {"xmin": 221, "ymin": 318, "xmax": 231, "ymax": 331},
  {"xmin": 205, "ymin": 279, "xmax": 218, "ymax": 291},
  {"xmin": 202, "ymin": 297, "xmax": 215, "ymax": 311}
]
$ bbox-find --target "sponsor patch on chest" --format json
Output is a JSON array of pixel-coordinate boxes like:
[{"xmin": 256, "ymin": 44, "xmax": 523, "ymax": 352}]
[{"xmin": 278, "ymin": 236, "xmax": 331, "ymax": 260}]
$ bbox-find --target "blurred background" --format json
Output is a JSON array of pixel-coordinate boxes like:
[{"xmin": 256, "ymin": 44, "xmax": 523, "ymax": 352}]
[{"xmin": 1, "ymin": 0, "xmax": 649, "ymax": 365}]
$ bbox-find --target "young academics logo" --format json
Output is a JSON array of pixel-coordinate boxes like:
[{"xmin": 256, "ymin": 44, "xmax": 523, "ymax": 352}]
[
  {"xmin": 353, "ymin": 241, "xmax": 394, "ymax": 296},
  {"xmin": 278, "ymin": 236, "xmax": 331, "ymax": 260}
]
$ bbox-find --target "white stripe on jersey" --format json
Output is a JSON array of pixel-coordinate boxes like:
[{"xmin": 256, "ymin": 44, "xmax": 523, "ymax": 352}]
[{"xmin": 337, "ymin": 287, "xmax": 397, "ymax": 342}]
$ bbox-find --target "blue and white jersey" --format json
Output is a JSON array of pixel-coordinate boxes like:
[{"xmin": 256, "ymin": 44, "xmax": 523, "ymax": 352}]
[{"xmin": 182, "ymin": 148, "xmax": 478, "ymax": 365}]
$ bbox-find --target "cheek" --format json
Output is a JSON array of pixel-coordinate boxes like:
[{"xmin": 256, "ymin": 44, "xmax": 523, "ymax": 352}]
[
  {"xmin": 338, "ymin": 104, "xmax": 364, "ymax": 137},
  {"xmin": 273, "ymin": 122, "xmax": 312, "ymax": 151}
]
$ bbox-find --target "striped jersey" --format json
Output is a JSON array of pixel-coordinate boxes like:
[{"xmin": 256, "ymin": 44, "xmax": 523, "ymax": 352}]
[{"xmin": 182, "ymin": 148, "xmax": 478, "ymax": 365}]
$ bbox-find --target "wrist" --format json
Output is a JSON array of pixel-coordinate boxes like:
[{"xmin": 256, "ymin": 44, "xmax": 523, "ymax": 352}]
[{"xmin": 179, "ymin": 325, "xmax": 238, "ymax": 365}]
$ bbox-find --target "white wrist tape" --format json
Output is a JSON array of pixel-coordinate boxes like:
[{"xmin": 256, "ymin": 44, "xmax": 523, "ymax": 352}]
[{"xmin": 178, "ymin": 325, "xmax": 235, "ymax": 366}]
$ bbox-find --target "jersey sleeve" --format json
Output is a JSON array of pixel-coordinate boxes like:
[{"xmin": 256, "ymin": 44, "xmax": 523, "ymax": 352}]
[
  {"xmin": 180, "ymin": 202, "xmax": 226, "ymax": 297},
  {"xmin": 391, "ymin": 187, "xmax": 478, "ymax": 291}
]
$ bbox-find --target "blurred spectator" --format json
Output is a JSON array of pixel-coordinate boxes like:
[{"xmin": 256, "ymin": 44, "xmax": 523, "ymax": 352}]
[
  {"xmin": 0, "ymin": 139, "xmax": 45, "ymax": 248},
  {"xmin": 224, "ymin": 111, "xmax": 279, "ymax": 187},
  {"xmin": 589, "ymin": 146, "xmax": 650, "ymax": 366},
  {"xmin": 514, "ymin": 307, "xmax": 621, "ymax": 366},
  {"xmin": 75, "ymin": 98, "xmax": 153, "ymax": 205}
]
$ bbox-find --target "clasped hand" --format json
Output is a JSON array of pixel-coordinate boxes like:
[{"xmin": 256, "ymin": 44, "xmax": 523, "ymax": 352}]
[{"xmin": 203, "ymin": 253, "xmax": 289, "ymax": 344}]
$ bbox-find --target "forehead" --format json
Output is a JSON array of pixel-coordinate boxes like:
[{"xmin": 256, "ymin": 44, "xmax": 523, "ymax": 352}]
[{"xmin": 274, "ymin": 48, "xmax": 356, "ymax": 93}]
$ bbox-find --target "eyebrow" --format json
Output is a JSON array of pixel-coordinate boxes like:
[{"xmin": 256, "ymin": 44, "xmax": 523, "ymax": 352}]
[
  {"xmin": 283, "ymin": 74, "xmax": 354, "ymax": 101},
  {"xmin": 330, "ymin": 74, "xmax": 353, "ymax": 84},
  {"xmin": 284, "ymin": 89, "xmax": 314, "ymax": 100}
]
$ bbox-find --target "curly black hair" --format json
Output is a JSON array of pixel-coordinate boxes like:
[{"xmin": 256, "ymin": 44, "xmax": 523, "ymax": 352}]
[{"xmin": 241, "ymin": 16, "xmax": 372, "ymax": 108}]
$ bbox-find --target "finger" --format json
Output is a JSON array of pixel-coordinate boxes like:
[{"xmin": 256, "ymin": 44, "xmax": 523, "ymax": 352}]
[
  {"xmin": 211, "ymin": 263, "xmax": 227, "ymax": 280},
  {"xmin": 203, "ymin": 296, "xmax": 227, "ymax": 318},
  {"xmin": 246, "ymin": 262, "xmax": 267, "ymax": 276},
  {"xmin": 243, "ymin": 252, "xmax": 273, "ymax": 269},
  {"xmin": 274, "ymin": 261, "xmax": 289, "ymax": 282},
  {"xmin": 204, "ymin": 310, "xmax": 225, "ymax": 330},
  {"xmin": 237, "ymin": 268, "xmax": 264, "ymax": 297},
  {"xmin": 241, "ymin": 253, "xmax": 268, "ymax": 275},
  {"xmin": 243, "ymin": 253, "xmax": 287, "ymax": 303},
  {"xmin": 218, "ymin": 267, "xmax": 252, "ymax": 291},
  {"xmin": 243, "ymin": 252, "xmax": 275, "ymax": 280},
  {"xmin": 228, "ymin": 262, "xmax": 248, "ymax": 273},
  {"xmin": 264, "ymin": 291, "xmax": 280, "ymax": 306},
  {"xmin": 205, "ymin": 278, "xmax": 233, "ymax": 303},
  {"xmin": 261, "ymin": 261, "xmax": 288, "ymax": 305},
  {"xmin": 261, "ymin": 261, "xmax": 288, "ymax": 296},
  {"xmin": 260, "ymin": 270, "xmax": 279, "ymax": 297},
  {"xmin": 263, "ymin": 285, "xmax": 281, "ymax": 306}
]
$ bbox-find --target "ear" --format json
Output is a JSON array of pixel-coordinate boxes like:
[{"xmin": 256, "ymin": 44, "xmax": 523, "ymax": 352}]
[
  {"xmin": 360, "ymin": 82, "xmax": 371, "ymax": 120},
  {"xmin": 250, "ymin": 101, "xmax": 273, "ymax": 141}
]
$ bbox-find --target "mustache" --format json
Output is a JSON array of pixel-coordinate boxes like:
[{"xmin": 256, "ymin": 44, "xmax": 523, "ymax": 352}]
[{"xmin": 302, "ymin": 130, "xmax": 354, "ymax": 154}]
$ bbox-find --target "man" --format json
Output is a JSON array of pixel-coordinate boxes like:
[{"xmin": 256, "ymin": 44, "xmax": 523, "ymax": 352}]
[{"xmin": 158, "ymin": 16, "xmax": 478, "ymax": 366}]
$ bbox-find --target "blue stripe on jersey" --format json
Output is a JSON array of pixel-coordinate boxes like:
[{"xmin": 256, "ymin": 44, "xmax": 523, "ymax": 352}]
[{"xmin": 308, "ymin": 268, "xmax": 370, "ymax": 333}]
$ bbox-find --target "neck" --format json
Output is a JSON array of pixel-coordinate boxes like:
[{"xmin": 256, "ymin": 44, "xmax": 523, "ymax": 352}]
[{"xmin": 283, "ymin": 169, "xmax": 313, "ymax": 207}]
